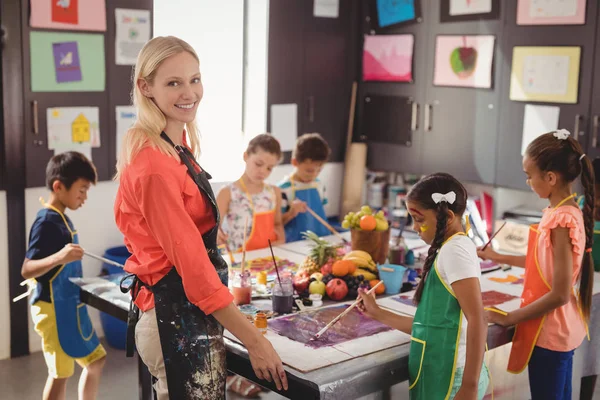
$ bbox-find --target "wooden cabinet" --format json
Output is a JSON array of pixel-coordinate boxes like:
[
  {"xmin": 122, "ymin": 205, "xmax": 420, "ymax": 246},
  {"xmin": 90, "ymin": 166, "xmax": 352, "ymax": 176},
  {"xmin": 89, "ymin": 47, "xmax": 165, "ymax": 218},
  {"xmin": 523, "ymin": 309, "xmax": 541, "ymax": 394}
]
[
  {"xmin": 494, "ymin": 0, "xmax": 599, "ymax": 190},
  {"xmin": 267, "ymin": 0, "xmax": 356, "ymax": 163}
]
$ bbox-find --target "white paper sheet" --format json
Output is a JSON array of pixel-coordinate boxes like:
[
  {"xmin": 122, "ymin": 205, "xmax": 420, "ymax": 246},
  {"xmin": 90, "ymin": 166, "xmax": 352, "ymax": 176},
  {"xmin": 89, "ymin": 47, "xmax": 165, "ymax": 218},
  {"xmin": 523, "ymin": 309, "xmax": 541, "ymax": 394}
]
[
  {"xmin": 314, "ymin": 0, "xmax": 339, "ymax": 18},
  {"xmin": 115, "ymin": 106, "xmax": 137, "ymax": 158},
  {"xmin": 47, "ymin": 107, "xmax": 100, "ymax": 150},
  {"xmin": 270, "ymin": 104, "xmax": 297, "ymax": 152},
  {"xmin": 115, "ymin": 9, "xmax": 151, "ymax": 65},
  {"xmin": 521, "ymin": 104, "xmax": 560, "ymax": 155},
  {"xmin": 523, "ymin": 55, "xmax": 570, "ymax": 95},
  {"xmin": 450, "ymin": 0, "xmax": 493, "ymax": 16},
  {"xmin": 529, "ymin": 0, "xmax": 578, "ymax": 18}
]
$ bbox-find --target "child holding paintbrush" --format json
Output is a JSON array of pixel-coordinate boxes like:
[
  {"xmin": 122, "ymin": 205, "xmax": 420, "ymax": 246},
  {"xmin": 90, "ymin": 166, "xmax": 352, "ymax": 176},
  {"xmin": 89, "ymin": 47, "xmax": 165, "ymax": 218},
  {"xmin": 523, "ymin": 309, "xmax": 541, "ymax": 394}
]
[{"xmin": 359, "ymin": 173, "xmax": 489, "ymax": 400}]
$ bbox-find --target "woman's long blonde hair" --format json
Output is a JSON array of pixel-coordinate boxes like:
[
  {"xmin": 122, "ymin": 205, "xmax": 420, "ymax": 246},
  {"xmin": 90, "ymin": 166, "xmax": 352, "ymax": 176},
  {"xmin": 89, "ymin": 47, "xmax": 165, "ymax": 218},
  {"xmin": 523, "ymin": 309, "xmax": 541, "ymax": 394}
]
[{"xmin": 115, "ymin": 36, "xmax": 201, "ymax": 179}]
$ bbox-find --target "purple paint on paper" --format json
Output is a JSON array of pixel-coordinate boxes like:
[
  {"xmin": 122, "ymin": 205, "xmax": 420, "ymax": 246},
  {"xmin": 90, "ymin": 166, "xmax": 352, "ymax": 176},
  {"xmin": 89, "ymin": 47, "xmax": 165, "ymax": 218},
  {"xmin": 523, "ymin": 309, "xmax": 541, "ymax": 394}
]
[
  {"xmin": 391, "ymin": 295, "xmax": 416, "ymax": 307},
  {"xmin": 269, "ymin": 305, "xmax": 392, "ymax": 348},
  {"xmin": 52, "ymin": 41, "xmax": 82, "ymax": 83}
]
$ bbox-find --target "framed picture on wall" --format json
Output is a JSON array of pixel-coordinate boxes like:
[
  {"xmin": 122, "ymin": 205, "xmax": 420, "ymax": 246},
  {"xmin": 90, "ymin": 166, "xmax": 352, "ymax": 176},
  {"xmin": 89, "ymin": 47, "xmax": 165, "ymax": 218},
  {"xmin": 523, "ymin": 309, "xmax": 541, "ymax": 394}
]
[
  {"xmin": 509, "ymin": 46, "xmax": 581, "ymax": 104},
  {"xmin": 517, "ymin": 0, "xmax": 587, "ymax": 25},
  {"xmin": 433, "ymin": 35, "xmax": 496, "ymax": 89},
  {"xmin": 362, "ymin": 34, "xmax": 414, "ymax": 82},
  {"xmin": 440, "ymin": 0, "xmax": 500, "ymax": 23},
  {"xmin": 368, "ymin": 0, "xmax": 423, "ymax": 32}
]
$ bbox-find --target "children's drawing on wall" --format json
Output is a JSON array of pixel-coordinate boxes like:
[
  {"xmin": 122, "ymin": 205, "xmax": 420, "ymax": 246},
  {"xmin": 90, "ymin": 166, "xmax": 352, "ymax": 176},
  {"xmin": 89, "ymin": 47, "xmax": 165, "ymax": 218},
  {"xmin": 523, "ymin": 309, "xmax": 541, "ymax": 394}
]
[
  {"xmin": 115, "ymin": 8, "xmax": 152, "ymax": 65},
  {"xmin": 449, "ymin": 0, "xmax": 493, "ymax": 16},
  {"xmin": 433, "ymin": 35, "xmax": 495, "ymax": 88},
  {"xmin": 375, "ymin": 0, "xmax": 419, "ymax": 28},
  {"xmin": 115, "ymin": 106, "xmax": 137, "ymax": 158},
  {"xmin": 517, "ymin": 0, "xmax": 586, "ymax": 25},
  {"xmin": 30, "ymin": 0, "xmax": 106, "ymax": 31},
  {"xmin": 47, "ymin": 107, "xmax": 100, "ymax": 160},
  {"xmin": 52, "ymin": 41, "xmax": 82, "ymax": 83},
  {"xmin": 362, "ymin": 34, "xmax": 414, "ymax": 82},
  {"xmin": 52, "ymin": 0, "xmax": 79, "ymax": 24}
]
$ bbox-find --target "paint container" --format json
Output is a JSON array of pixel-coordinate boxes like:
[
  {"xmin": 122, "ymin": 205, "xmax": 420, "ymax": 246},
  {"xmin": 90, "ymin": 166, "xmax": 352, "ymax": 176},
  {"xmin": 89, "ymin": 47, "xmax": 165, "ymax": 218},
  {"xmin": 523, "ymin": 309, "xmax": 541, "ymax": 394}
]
[
  {"xmin": 272, "ymin": 273, "xmax": 294, "ymax": 314},
  {"xmin": 309, "ymin": 294, "xmax": 323, "ymax": 308},
  {"xmin": 254, "ymin": 312, "xmax": 268, "ymax": 335},
  {"xmin": 231, "ymin": 270, "xmax": 252, "ymax": 306}
]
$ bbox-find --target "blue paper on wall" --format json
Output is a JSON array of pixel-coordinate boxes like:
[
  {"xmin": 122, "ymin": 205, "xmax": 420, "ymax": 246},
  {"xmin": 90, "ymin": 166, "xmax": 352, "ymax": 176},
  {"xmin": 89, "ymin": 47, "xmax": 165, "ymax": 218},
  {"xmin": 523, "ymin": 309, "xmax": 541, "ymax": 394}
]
[{"xmin": 376, "ymin": 0, "xmax": 416, "ymax": 27}]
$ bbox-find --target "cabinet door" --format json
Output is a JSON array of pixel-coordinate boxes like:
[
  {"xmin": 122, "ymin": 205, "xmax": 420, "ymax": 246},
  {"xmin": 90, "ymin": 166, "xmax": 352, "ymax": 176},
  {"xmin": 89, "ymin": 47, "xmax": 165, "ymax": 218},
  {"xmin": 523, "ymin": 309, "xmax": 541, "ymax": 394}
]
[
  {"xmin": 360, "ymin": 0, "xmax": 431, "ymax": 175},
  {"xmin": 301, "ymin": 0, "xmax": 356, "ymax": 163},
  {"xmin": 420, "ymin": 0, "xmax": 505, "ymax": 184},
  {"xmin": 266, "ymin": 0, "xmax": 306, "ymax": 163},
  {"xmin": 495, "ymin": 1, "xmax": 598, "ymax": 190}
]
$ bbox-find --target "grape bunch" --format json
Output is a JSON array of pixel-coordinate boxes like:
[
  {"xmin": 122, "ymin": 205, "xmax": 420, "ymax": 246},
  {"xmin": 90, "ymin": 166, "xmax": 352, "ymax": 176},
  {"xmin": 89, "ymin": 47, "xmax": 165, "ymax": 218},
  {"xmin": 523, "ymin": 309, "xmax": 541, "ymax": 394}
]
[
  {"xmin": 322, "ymin": 274, "xmax": 334, "ymax": 285},
  {"xmin": 343, "ymin": 275, "xmax": 369, "ymax": 298},
  {"xmin": 342, "ymin": 205, "xmax": 387, "ymax": 230}
]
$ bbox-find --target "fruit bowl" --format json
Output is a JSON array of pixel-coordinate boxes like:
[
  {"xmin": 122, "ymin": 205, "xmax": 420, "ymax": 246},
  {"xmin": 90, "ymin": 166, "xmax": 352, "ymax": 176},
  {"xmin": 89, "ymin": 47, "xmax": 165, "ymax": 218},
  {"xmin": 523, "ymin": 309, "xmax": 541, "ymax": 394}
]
[{"xmin": 350, "ymin": 228, "xmax": 390, "ymax": 265}]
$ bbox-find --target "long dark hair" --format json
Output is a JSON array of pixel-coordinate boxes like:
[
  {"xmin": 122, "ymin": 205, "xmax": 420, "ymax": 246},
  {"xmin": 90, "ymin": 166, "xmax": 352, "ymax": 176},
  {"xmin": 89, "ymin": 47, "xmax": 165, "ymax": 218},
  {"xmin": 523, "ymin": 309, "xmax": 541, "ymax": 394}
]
[
  {"xmin": 526, "ymin": 131, "xmax": 595, "ymax": 321},
  {"xmin": 406, "ymin": 173, "xmax": 468, "ymax": 304}
]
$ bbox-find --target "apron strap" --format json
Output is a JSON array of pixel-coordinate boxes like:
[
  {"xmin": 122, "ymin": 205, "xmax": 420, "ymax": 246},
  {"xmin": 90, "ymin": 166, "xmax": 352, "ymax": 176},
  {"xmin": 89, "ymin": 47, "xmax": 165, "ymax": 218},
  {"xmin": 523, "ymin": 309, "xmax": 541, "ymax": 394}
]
[{"xmin": 120, "ymin": 274, "xmax": 145, "ymax": 358}]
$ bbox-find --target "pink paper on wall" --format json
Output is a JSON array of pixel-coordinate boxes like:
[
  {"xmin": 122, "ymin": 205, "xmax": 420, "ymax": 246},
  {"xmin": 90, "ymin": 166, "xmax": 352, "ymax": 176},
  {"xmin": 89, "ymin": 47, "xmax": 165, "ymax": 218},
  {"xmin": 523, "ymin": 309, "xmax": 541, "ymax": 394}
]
[
  {"xmin": 362, "ymin": 34, "xmax": 414, "ymax": 82},
  {"xmin": 517, "ymin": 0, "xmax": 586, "ymax": 25},
  {"xmin": 30, "ymin": 0, "xmax": 107, "ymax": 31}
]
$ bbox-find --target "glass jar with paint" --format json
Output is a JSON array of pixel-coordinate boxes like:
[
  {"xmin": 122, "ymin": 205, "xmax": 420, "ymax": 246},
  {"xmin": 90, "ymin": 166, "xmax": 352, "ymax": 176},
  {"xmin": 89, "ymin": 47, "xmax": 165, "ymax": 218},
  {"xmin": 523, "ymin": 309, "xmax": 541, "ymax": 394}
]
[
  {"xmin": 272, "ymin": 272, "xmax": 294, "ymax": 314},
  {"xmin": 388, "ymin": 236, "xmax": 407, "ymax": 265},
  {"xmin": 254, "ymin": 312, "xmax": 268, "ymax": 335},
  {"xmin": 231, "ymin": 270, "xmax": 252, "ymax": 306}
]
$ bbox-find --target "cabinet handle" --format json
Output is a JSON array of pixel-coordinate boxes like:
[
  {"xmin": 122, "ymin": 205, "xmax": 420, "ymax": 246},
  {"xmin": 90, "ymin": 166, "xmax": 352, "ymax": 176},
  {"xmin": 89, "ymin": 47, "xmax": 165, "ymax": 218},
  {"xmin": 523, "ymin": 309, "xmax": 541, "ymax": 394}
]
[
  {"xmin": 410, "ymin": 102, "xmax": 419, "ymax": 131},
  {"xmin": 593, "ymin": 115, "xmax": 599, "ymax": 148},
  {"xmin": 32, "ymin": 100, "xmax": 39, "ymax": 135},
  {"xmin": 424, "ymin": 104, "xmax": 432, "ymax": 132},
  {"xmin": 307, "ymin": 96, "xmax": 315, "ymax": 123},
  {"xmin": 573, "ymin": 114, "xmax": 583, "ymax": 141}
]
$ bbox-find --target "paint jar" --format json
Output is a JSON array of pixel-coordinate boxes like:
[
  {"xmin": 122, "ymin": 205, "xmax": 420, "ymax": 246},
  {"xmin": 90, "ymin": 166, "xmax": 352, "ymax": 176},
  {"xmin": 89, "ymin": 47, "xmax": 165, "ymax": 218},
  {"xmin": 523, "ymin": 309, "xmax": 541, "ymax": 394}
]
[
  {"xmin": 231, "ymin": 270, "xmax": 252, "ymax": 306},
  {"xmin": 254, "ymin": 312, "xmax": 268, "ymax": 335},
  {"xmin": 388, "ymin": 236, "xmax": 407, "ymax": 265},
  {"xmin": 272, "ymin": 272, "xmax": 294, "ymax": 314}
]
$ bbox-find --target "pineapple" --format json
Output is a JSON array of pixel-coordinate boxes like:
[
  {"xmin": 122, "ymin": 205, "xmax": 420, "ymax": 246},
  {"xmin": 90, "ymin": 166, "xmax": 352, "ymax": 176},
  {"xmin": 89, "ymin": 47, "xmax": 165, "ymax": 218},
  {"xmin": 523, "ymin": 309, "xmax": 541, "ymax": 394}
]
[{"xmin": 300, "ymin": 231, "xmax": 339, "ymax": 274}]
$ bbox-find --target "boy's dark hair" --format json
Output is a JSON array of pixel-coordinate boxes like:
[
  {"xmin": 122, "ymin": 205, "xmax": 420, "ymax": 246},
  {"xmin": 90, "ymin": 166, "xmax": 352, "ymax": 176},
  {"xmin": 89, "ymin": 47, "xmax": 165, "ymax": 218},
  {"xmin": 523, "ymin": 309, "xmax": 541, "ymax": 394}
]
[
  {"xmin": 46, "ymin": 151, "xmax": 97, "ymax": 191},
  {"xmin": 406, "ymin": 173, "xmax": 468, "ymax": 305},
  {"xmin": 246, "ymin": 133, "xmax": 282, "ymax": 159},
  {"xmin": 293, "ymin": 133, "xmax": 331, "ymax": 163}
]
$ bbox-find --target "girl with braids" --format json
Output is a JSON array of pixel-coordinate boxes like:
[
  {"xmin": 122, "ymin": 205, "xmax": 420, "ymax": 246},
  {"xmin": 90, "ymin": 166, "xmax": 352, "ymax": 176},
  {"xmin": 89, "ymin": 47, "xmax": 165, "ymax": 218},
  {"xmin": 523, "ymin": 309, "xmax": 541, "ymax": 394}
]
[
  {"xmin": 479, "ymin": 129, "xmax": 594, "ymax": 399},
  {"xmin": 358, "ymin": 172, "xmax": 489, "ymax": 400}
]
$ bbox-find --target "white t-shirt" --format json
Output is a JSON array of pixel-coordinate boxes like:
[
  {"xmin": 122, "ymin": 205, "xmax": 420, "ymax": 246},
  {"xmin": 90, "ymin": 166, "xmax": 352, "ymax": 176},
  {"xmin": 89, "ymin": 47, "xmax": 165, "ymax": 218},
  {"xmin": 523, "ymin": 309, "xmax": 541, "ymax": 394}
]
[{"xmin": 435, "ymin": 234, "xmax": 481, "ymax": 369}]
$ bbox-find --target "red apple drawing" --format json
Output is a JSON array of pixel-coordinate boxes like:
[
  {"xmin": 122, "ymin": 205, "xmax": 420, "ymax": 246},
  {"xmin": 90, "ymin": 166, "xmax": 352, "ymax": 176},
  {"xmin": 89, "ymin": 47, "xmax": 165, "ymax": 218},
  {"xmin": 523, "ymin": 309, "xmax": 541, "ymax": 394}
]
[
  {"xmin": 450, "ymin": 36, "xmax": 478, "ymax": 79},
  {"xmin": 326, "ymin": 278, "xmax": 349, "ymax": 301}
]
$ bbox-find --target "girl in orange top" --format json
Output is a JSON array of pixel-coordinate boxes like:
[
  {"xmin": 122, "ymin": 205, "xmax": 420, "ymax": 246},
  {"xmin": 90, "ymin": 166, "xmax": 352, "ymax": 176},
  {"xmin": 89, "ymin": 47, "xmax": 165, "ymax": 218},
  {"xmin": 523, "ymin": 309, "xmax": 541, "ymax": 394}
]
[
  {"xmin": 479, "ymin": 129, "xmax": 594, "ymax": 399},
  {"xmin": 216, "ymin": 133, "xmax": 285, "ymax": 251},
  {"xmin": 114, "ymin": 36, "xmax": 287, "ymax": 400}
]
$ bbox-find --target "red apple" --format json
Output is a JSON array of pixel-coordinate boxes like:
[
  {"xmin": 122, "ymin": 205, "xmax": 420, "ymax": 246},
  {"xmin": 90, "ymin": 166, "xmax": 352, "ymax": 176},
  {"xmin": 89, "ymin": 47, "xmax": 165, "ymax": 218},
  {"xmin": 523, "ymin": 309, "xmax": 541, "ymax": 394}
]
[
  {"xmin": 292, "ymin": 270, "xmax": 310, "ymax": 293},
  {"xmin": 321, "ymin": 259, "xmax": 334, "ymax": 275},
  {"xmin": 326, "ymin": 278, "xmax": 348, "ymax": 301}
]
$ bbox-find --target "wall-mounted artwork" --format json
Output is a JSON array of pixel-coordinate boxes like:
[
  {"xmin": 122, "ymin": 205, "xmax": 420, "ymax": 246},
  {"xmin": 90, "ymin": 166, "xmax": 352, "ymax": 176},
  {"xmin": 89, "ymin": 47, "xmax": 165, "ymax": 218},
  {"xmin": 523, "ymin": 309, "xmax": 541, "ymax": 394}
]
[
  {"xmin": 370, "ymin": 0, "xmax": 422, "ymax": 30},
  {"xmin": 509, "ymin": 46, "xmax": 581, "ymax": 104},
  {"xmin": 440, "ymin": 0, "xmax": 500, "ymax": 23},
  {"xmin": 433, "ymin": 35, "xmax": 496, "ymax": 89},
  {"xmin": 517, "ymin": 0, "xmax": 586, "ymax": 25},
  {"xmin": 363, "ymin": 34, "xmax": 414, "ymax": 82}
]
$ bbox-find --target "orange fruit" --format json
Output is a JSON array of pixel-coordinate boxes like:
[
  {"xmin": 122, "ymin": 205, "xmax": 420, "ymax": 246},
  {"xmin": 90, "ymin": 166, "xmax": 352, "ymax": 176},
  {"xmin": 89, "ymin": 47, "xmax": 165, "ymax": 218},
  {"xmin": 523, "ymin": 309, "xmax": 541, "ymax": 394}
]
[
  {"xmin": 359, "ymin": 215, "xmax": 377, "ymax": 231},
  {"xmin": 369, "ymin": 280, "xmax": 385, "ymax": 295},
  {"xmin": 332, "ymin": 260, "xmax": 353, "ymax": 277}
]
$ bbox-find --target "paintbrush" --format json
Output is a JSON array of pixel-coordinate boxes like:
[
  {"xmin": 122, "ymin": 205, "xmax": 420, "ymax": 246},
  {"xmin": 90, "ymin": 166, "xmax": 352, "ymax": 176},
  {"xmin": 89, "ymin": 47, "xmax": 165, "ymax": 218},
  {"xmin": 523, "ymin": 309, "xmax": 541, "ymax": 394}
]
[
  {"xmin": 84, "ymin": 251, "xmax": 125, "ymax": 268},
  {"xmin": 481, "ymin": 221, "xmax": 507, "ymax": 251},
  {"xmin": 305, "ymin": 206, "xmax": 349, "ymax": 244},
  {"xmin": 241, "ymin": 216, "xmax": 249, "ymax": 274},
  {"xmin": 268, "ymin": 239, "xmax": 284, "ymax": 291},
  {"xmin": 310, "ymin": 280, "xmax": 384, "ymax": 341}
]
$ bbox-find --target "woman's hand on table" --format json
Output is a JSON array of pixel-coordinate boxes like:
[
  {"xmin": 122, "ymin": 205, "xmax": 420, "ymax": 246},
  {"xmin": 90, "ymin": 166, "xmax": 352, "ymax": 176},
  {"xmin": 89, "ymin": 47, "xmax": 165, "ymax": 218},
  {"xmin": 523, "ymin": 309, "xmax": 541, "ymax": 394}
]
[{"xmin": 246, "ymin": 335, "xmax": 288, "ymax": 391}]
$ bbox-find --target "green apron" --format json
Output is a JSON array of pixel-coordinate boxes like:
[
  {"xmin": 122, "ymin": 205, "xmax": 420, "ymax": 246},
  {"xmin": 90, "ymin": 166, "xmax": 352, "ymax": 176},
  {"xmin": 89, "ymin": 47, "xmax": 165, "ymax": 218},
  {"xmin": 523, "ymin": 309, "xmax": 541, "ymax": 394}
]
[{"xmin": 409, "ymin": 247, "xmax": 463, "ymax": 399}]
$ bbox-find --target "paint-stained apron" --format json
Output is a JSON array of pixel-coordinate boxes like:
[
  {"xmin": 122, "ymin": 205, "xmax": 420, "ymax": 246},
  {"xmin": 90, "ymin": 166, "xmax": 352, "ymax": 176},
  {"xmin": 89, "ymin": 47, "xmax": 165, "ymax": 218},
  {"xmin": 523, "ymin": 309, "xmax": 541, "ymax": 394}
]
[{"xmin": 122, "ymin": 132, "xmax": 229, "ymax": 399}]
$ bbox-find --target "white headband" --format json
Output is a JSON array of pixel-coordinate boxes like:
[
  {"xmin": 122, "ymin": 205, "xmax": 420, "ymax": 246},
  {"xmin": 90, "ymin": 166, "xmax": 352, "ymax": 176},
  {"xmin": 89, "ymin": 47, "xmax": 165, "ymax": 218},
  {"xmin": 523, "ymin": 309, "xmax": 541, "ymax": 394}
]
[
  {"xmin": 553, "ymin": 129, "xmax": 571, "ymax": 140},
  {"xmin": 432, "ymin": 192, "xmax": 456, "ymax": 205}
]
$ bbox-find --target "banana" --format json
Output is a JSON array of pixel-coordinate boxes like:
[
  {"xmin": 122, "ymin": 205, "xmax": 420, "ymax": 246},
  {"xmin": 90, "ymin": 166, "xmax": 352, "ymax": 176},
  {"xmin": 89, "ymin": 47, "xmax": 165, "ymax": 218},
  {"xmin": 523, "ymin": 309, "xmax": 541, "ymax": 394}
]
[
  {"xmin": 343, "ymin": 256, "xmax": 372, "ymax": 269},
  {"xmin": 352, "ymin": 269, "xmax": 378, "ymax": 281},
  {"xmin": 344, "ymin": 250, "xmax": 373, "ymax": 262}
]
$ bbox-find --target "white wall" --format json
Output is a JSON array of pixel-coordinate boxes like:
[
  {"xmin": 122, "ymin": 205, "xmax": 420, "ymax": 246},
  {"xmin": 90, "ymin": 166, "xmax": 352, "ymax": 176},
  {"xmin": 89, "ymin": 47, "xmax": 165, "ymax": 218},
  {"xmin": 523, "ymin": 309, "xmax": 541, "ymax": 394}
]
[
  {"xmin": 25, "ymin": 181, "xmax": 124, "ymax": 353},
  {"xmin": 0, "ymin": 191, "xmax": 10, "ymax": 360}
]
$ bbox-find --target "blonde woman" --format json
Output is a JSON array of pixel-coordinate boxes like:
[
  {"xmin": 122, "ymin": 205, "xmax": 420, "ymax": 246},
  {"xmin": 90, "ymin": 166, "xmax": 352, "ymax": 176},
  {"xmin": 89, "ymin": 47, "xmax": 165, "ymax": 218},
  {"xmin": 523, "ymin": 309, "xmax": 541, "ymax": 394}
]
[{"xmin": 114, "ymin": 36, "xmax": 288, "ymax": 399}]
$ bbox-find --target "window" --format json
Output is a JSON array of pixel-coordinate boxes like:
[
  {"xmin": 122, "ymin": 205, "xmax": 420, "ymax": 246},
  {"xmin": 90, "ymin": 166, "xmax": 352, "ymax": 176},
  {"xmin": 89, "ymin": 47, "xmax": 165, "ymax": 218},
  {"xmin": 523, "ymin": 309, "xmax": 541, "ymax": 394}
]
[{"xmin": 154, "ymin": 0, "xmax": 268, "ymax": 182}]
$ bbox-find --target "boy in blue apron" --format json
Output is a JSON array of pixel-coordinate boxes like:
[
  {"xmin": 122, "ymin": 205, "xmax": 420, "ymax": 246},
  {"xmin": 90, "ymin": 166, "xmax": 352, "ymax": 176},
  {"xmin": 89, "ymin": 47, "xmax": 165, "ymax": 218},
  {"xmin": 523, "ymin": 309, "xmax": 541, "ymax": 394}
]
[
  {"xmin": 21, "ymin": 152, "xmax": 105, "ymax": 400},
  {"xmin": 279, "ymin": 133, "xmax": 331, "ymax": 242}
]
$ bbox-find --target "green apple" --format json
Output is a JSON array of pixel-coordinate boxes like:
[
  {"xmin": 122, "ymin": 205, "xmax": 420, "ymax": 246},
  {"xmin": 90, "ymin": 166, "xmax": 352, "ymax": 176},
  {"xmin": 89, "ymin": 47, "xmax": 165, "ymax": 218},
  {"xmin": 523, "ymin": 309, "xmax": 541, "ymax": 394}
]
[{"xmin": 309, "ymin": 280, "xmax": 326, "ymax": 296}]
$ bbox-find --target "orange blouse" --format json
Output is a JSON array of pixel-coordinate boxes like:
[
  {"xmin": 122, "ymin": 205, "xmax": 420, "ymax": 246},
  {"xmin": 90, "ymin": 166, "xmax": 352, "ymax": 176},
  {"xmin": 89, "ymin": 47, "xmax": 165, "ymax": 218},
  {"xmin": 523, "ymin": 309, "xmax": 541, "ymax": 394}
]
[{"xmin": 114, "ymin": 143, "xmax": 233, "ymax": 313}]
